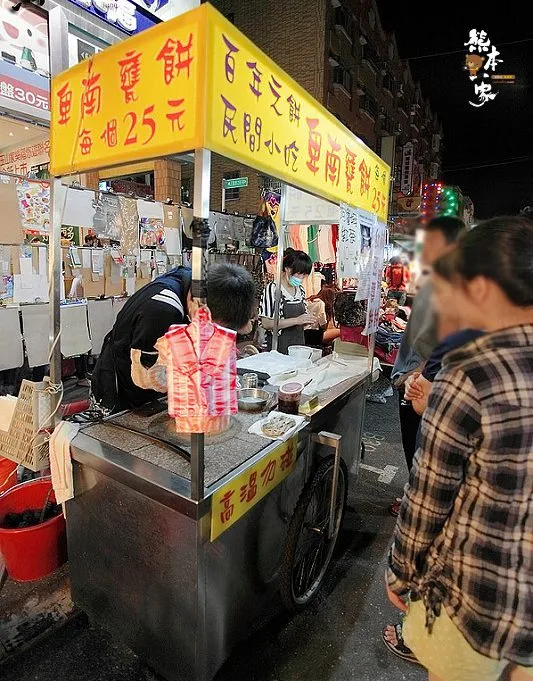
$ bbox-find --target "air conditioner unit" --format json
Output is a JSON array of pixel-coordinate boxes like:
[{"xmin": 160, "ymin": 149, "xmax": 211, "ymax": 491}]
[
  {"xmin": 356, "ymin": 85, "xmax": 365, "ymax": 96},
  {"xmin": 381, "ymin": 68, "xmax": 387, "ymax": 76},
  {"xmin": 359, "ymin": 35, "xmax": 368, "ymax": 46},
  {"xmin": 329, "ymin": 54, "xmax": 340, "ymax": 67},
  {"xmin": 395, "ymin": 123, "xmax": 402, "ymax": 134},
  {"xmin": 331, "ymin": 0, "xmax": 341, "ymax": 7}
]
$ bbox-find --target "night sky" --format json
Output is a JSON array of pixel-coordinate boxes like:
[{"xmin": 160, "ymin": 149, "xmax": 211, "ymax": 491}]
[{"xmin": 377, "ymin": 1, "xmax": 533, "ymax": 218}]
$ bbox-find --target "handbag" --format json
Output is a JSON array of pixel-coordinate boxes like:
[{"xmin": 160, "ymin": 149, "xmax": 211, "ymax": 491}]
[{"xmin": 250, "ymin": 214, "xmax": 278, "ymax": 249}]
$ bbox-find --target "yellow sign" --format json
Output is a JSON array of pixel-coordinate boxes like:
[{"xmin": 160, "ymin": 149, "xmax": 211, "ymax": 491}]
[
  {"xmin": 204, "ymin": 8, "xmax": 390, "ymax": 220},
  {"xmin": 50, "ymin": 4, "xmax": 390, "ymax": 219},
  {"xmin": 210, "ymin": 436, "xmax": 298, "ymax": 541},
  {"xmin": 50, "ymin": 7, "xmax": 206, "ymax": 176}
]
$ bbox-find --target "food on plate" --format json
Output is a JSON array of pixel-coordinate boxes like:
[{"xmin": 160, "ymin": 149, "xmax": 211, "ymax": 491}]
[{"xmin": 261, "ymin": 414, "xmax": 296, "ymax": 438}]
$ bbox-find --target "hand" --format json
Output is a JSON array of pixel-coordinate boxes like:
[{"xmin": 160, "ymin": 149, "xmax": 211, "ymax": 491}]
[
  {"xmin": 405, "ymin": 373, "xmax": 423, "ymax": 401},
  {"xmin": 298, "ymin": 314, "xmax": 317, "ymax": 326},
  {"xmin": 386, "ymin": 584, "xmax": 408, "ymax": 613}
]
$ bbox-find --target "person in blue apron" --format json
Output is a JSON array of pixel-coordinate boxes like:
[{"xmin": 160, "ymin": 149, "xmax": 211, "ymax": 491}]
[
  {"xmin": 260, "ymin": 249, "xmax": 316, "ymax": 354},
  {"xmin": 91, "ymin": 263, "xmax": 255, "ymax": 414}
]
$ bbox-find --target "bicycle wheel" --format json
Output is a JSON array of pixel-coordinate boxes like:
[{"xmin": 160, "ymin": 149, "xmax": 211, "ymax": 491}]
[{"xmin": 280, "ymin": 456, "xmax": 348, "ymax": 612}]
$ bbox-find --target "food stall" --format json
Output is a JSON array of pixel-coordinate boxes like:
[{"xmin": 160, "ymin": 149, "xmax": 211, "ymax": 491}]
[{"xmin": 48, "ymin": 5, "xmax": 390, "ymax": 681}]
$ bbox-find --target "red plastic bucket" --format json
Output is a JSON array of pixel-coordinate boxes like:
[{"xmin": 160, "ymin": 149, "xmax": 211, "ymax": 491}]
[
  {"xmin": 0, "ymin": 478, "xmax": 67, "ymax": 582},
  {"xmin": 0, "ymin": 457, "xmax": 17, "ymax": 495}
]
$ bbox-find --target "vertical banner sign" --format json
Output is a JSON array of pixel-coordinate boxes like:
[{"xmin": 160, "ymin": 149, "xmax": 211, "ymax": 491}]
[
  {"xmin": 363, "ymin": 220, "xmax": 387, "ymax": 335},
  {"xmin": 337, "ymin": 203, "xmax": 360, "ymax": 280},
  {"xmin": 355, "ymin": 208, "xmax": 374, "ymax": 302},
  {"xmin": 400, "ymin": 142, "xmax": 414, "ymax": 195}
]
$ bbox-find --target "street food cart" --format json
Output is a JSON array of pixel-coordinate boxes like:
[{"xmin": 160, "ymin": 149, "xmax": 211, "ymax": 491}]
[{"xmin": 48, "ymin": 5, "xmax": 390, "ymax": 681}]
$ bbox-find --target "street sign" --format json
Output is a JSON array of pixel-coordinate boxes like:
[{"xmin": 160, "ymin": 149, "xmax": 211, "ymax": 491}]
[{"xmin": 223, "ymin": 177, "xmax": 248, "ymax": 189}]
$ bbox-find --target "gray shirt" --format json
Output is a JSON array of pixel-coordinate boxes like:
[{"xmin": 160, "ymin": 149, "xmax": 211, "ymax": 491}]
[{"xmin": 391, "ymin": 281, "xmax": 437, "ymax": 382}]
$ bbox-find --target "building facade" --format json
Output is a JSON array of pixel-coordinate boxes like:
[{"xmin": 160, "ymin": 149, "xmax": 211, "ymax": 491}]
[{"xmin": 205, "ymin": 0, "xmax": 443, "ymax": 229}]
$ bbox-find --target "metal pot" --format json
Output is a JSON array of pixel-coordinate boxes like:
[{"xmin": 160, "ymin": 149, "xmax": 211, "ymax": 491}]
[{"xmin": 237, "ymin": 388, "xmax": 271, "ymax": 413}]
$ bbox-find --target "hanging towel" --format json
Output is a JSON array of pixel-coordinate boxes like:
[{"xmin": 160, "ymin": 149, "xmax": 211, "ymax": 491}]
[{"xmin": 49, "ymin": 421, "xmax": 80, "ymax": 505}]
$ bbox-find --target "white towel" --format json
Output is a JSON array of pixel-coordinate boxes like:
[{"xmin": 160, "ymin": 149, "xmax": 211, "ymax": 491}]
[{"xmin": 49, "ymin": 422, "xmax": 80, "ymax": 505}]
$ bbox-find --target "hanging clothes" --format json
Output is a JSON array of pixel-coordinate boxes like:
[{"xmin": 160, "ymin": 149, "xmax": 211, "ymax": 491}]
[
  {"xmin": 164, "ymin": 308, "xmax": 237, "ymax": 434},
  {"xmin": 288, "ymin": 224, "xmax": 304, "ymax": 251},
  {"xmin": 317, "ymin": 225, "xmax": 336, "ymax": 264},
  {"xmin": 307, "ymin": 225, "xmax": 320, "ymax": 263}
]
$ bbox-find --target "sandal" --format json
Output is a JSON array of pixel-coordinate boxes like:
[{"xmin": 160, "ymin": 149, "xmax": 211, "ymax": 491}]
[
  {"xmin": 382, "ymin": 623, "xmax": 418, "ymax": 664},
  {"xmin": 389, "ymin": 498, "xmax": 402, "ymax": 517}
]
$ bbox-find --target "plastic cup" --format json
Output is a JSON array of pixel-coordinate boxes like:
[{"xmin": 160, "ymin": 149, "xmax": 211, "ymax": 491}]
[{"xmin": 278, "ymin": 381, "xmax": 303, "ymax": 415}]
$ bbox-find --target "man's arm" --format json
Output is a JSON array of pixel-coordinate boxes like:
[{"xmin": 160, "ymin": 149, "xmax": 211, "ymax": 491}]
[{"xmin": 387, "ymin": 369, "xmax": 480, "ymax": 594}]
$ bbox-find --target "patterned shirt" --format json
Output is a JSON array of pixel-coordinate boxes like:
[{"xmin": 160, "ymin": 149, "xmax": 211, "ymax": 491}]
[{"xmin": 388, "ymin": 325, "xmax": 533, "ymax": 666}]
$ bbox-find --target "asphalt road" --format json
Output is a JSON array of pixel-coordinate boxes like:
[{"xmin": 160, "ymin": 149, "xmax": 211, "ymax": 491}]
[{"xmin": 1, "ymin": 396, "xmax": 426, "ymax": 681}]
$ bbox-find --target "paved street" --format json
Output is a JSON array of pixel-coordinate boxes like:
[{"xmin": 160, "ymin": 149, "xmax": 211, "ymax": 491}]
[{"xmin": 1, "ymin": 395, "xmax": 425, "ymax": 681}]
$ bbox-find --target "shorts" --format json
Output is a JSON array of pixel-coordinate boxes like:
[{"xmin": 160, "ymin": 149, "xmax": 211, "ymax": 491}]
[{"xmin": 403, "ymin": 599, "xmax": 533, "ymax": 681}]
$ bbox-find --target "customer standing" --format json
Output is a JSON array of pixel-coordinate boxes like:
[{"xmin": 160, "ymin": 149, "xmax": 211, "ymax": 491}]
[
  {"xmin": 390, "ymin": 217, "xmax": 466, "ymax": 485},
  {"xmin": 387, "ymin": 216, "xmax": 533, "ymax": 681},
  {"xmin": 260, "ymin": 249, "xmax": 316, "ymax": 354}
]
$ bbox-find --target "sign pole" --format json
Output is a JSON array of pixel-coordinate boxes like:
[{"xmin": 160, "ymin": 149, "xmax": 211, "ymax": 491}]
[
  {"xmin": 221, "ymin": 178, "xmax": 226, "ymax": 213},
  {"xmin": 190, "ymin": 148, "xmax": 211, "ymax": 503},
  {"xmin": 48, "ymin": 6, "xmax": 69, "ymax": 411}
]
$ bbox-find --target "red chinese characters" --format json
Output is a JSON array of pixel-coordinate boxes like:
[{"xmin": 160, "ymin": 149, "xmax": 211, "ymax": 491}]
[
  {"xmin": 166, "ymin": 99, "xmax": 185, "ymax": 132},
  {"xmin": 100, "ymin": 119, "xmax": 118, "ymax": 148},
  {"xmin": 345, "ymin": 146, "xmax": 357, "ymax": 194},
  {"xmin": 118, "ymin": 50, "xmax": 141, "ymax": 104},
  {"xmin": 157, "ymin": 33, "xmax": 194, "ymax": 85},
  {"xmin": 240, "ymin": 472, "xmax": 258, "ymax": 504},
  {"xmin": 359, "ymin": 159, "xmax": 371, "ymax": 198},
  {"xmin": 79, "ymin": 129, "xmax": 93, "ymax": 156},
  {"xmin": 56, "ymin": 82, "xmax": 73, "ymax": 125},
  {"xmin": 280, "ymin": 446, "xmax": 294, "ymax": 472},
  {"xmin": 325, "ymin": 135, "xmax": 341, "ymax": 186},
  {"xmin": 261, "ymin": 459, "xmax": 276, "ymax": 487},
  {"xmin": 219, "ymin": 490, "xmax": 235, "ymax": 524},
  {"xmin": 305, "ymin": 118, "xmax": 322, "ymax": 175},
  {"xmin": 81, "ymin": 70, "xmax": 102, "ymax": 117}
]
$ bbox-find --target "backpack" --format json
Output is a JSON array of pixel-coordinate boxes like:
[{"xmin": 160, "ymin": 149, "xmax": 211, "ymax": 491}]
[{"xmin": 250, "ymin": 214, "xmax": 278, "ymax": 249}]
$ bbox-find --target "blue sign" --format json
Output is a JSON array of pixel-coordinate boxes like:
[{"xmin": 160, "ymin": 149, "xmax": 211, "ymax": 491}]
[{"xmin": 66, "ymin": 0, "xmax": 164, "ymax": 35}]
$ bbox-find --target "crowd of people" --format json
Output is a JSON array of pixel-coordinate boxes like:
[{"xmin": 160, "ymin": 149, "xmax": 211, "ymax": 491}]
[{"xmin": 382, "ymin": 214, "xmax": 533, "ymax": 681}]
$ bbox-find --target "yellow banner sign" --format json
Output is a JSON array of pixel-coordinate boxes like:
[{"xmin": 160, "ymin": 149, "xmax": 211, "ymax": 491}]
[
  {"xmin": 50, "ymin": 4, "xmax": 390, "ymax": 219},
  {"xmin": 210, "ymin": 436, "xmax": 298, "ymax": 541},
  {"xmin": 50, "ymin": 7, "xmax": 206, "ymax": 175},
  {"xmin": 205, "ymin": 8, "xmax": 390, "ymax": 220}
]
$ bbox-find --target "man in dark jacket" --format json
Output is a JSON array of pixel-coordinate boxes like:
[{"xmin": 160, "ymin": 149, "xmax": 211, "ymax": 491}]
[{"xmin": 91, "ymin": 263, "xmax": 255, "ymax": 413}]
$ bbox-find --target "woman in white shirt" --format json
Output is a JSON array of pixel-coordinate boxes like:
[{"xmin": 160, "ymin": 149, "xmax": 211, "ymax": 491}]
[{"xmin": 260, "ymin": 249, "xmax": 316, "ymax": 354}]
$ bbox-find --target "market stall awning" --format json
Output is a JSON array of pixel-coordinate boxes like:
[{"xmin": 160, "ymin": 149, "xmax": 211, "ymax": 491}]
[{"xmin": 50, "ymin": 3, "xmax": 390, "ymax": 220}]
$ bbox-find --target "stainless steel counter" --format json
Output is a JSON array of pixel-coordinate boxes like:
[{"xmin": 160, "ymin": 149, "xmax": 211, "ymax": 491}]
[{"xmin": 66, "ymin": 368, "xmax": 372, "ymax": 681}]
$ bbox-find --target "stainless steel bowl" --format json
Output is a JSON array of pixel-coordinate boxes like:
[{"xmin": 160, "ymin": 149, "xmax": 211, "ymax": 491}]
[{"xmin": 237, "ymin": 388, "xmax": 270, "ymax": 412}]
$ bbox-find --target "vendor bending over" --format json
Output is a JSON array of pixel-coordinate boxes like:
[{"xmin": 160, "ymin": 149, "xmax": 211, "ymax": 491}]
[
  {"xmin": 260, "ymin": 249, "xmax": 316, "ymax": 354},
  {"xmin": 91, "ymin": 263, "xmax": 256, "ymax": 414}
]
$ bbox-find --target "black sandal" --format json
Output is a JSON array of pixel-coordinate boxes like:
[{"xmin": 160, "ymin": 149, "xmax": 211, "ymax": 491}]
[{"xmin": 381, "ymin": 623, "xmax": 418, "ymax": 664}]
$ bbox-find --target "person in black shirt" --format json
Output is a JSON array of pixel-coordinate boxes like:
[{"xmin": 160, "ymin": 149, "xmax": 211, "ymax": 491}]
[{"xmin": 91, "ymin": 263, "xmax": 255, "ymax": 413}]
